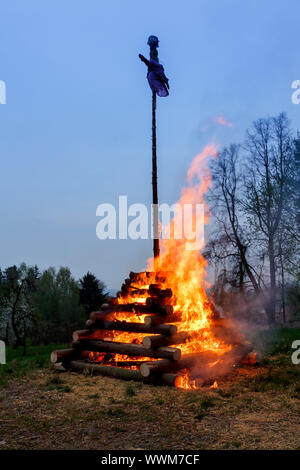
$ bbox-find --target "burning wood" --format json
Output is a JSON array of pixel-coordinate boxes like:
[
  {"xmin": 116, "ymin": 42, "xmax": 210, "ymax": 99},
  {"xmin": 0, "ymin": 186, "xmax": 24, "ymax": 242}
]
[
  {"xmin": 85, "ymin": 320, "xmax": 177, "ymax": 336},
  {"xmin": 69, "ymin": 360, "xmax": 178, "ymax": 386},
  {"xmin": 90, "ymin": 303, "xmax": 173, "ymax": 319},
  {"xmin": 51, "ymin": 268, "xmax": 254, "ymax": 389},
  {"xmin": 143, "ymin": 313, "xmax": 181, "ymax": 327},
  {"xmin": 142, "ymin": 332, "xmax": 189, "ymax": 349},
  {"xmin": 148, "ymin": 284, "xmax": 172, "ymax": 298},
  {"xmin": 73, "ymin": 339, "xmax": 181, "ymax": 361}
]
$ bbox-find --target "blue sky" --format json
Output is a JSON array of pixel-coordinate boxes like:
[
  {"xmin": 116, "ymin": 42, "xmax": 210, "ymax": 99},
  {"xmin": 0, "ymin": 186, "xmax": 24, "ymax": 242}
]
[{"xmin": 0, "ymin": 0, "xmax": 299, "ymax": 290}]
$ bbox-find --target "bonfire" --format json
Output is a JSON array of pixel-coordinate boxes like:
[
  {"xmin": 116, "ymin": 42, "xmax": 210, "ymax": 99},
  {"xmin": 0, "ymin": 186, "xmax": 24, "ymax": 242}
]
[{"xmin": 51, "ymin": 145, "xmax": 254, "ymax": 389}]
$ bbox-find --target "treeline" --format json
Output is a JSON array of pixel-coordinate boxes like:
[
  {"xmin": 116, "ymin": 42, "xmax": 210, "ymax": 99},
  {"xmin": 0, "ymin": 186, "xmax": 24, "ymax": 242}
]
[
  {"xmin": 0, "ymin": 264, "xmax": 108, "ymax": 353},
  {"xmin": 208, "ymin": 112, "xmax": 300, "ymax": 326}
]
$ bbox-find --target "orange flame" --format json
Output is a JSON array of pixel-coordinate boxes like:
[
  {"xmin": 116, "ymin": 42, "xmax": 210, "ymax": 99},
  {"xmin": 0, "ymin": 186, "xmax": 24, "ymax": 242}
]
[
  {"xmin": 210, "ymin": 380, "xmax": 218, "ymax": 389},
  {"xmin": 148, "ymin": 145, "xmax": 231, "ymax": 354},
  {"xmin": 175, "ymin": 370, "xmax": 197, "ymax": 390},
  {"xmin": 89, "ymin": 144, "xmax": 239, "ymax": 390}
]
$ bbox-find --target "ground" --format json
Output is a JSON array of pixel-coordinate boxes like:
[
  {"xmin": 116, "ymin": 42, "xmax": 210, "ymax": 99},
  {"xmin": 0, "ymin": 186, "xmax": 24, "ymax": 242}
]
[{"xmin": 0, "ymin": 330, "xmax": 300, "ymax": 450}]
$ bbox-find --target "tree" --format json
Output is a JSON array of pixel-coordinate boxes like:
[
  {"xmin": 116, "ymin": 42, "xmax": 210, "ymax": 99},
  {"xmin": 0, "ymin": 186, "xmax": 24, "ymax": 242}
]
[
  {"xmin": 1, "ymin": 263, "xmax": 39, "ymax": 354},
  {"xmin": 208, "ymin": 113, "xmax": 298, "ymax": 327},
  {"xmin": 79, "ymin": 272, "xmax": 108, "ymax": 318},
  {"xmin": 208, "ymin": 144, "xmax": 268, "ymax": 316},
  {"xmin": 244, "ymin": 113, "xmax": 296, "ymax": 325},
  {"xmin": 32, "ymin": 267, "xmax": 85, "ymax": 344},
  {"xmin": 0, "ymin": 268, "xmax": 10, "ymax": 343}
]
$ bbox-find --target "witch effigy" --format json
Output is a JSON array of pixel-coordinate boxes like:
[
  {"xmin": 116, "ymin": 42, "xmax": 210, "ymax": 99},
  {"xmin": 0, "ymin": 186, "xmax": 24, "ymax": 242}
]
[
  {"xmin": 139, "ymin": 35, "xmax": 169, "ymax": 97},
  {"xmin": 139, "ymin": 35, "xmax": 169, "ymax": 261}
]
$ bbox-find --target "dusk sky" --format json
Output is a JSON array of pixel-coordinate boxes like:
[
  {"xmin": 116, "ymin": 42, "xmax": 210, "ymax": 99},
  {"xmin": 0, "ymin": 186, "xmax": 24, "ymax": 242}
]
[{"xmin": 0, "ymin": 0, "xmax": 299, "ymax": 291}]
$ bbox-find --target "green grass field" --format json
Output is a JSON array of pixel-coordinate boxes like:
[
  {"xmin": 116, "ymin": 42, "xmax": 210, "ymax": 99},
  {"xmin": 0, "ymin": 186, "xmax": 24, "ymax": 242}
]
[
  {"xmin": 253, "ymin": 327, "xmax": 300, "ymax": 355},
  {"xmin": 0, "ymin": 328, "xmax": 299, "ymax": 449},
  {"xmin": 0, "ymin": 342, "xmax": 67, "ymax": 387}
]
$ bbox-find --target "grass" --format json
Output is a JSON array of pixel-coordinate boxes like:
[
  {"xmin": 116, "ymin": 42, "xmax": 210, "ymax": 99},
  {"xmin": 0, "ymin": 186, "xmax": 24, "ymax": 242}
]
[
  {"xmin": 0, "ymin": 328, "xmax": 300, "ymax": 449},
  {"xmin": 253, "ymin": 327, "xmax": 300, "ymax": 355},
  {"xmin": 0, "ymin": 342, "xmax": 67, "ymax": 387},
  {"xmin": 244, "ymin": 363, "xmax": 300, "ymax": 393},
  {"xmin": 125, "ymin": 385, "xmax": 136, "ymax": 397},
  {"xmin": 199, "ymin": 396, "xmax": 215, "ymax": 409},
  {"xmin": 194, "ymin": 395, "xmax": 216, "ymax": 420}
]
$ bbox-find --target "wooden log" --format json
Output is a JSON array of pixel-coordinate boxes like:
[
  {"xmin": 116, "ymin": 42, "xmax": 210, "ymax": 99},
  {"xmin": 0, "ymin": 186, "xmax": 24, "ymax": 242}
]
[
  {"xmin": 94, "ymin": 319, "xmax": 177, "ymax": 336},
  {"xmin": 151, "ymin": 373, "xmax": 178, "ymax": 386},
  {"xmin": 50, "ymin": 349, "xmax": 75, "ymax": 363},
  {"xmin": 139, "ymin": 352, "xmax": 221, "ymax": 377},
  {"xmin": 146, "ymin": 297, "xmax": 172, "ymax": 308},
  {"xmin": 90, "ymin": 303, "xmax": 173, "ymax": 320},
  {"xmin": 100, "ymin": 303, "xmax": 111, "ymax": 310},
  {"xmin": 121, "ymin": 285, "xmax": 142, "ymax": 294},
  {"xmin": 72, "ymin": 329, "xmax": 113, "ymax": 342},
  {"xmin": 90, "ymin": 310, "xmax": 114, "ymax": 322},
  {"xmin": 149, "ymin": 284, "xmax": 172, "ymax": 298},
  {"xmin": 140, "ymin": 360, "xmax": 171, "ymax": 377},
  {"xmin": 94, "ymin": 360, "xmax": 147, "ymax": 368},
  {"xmin": 69, "ymin": 360, "xmax": 178, "ymax": 386},
  {"xmin": 129, "ymin": 271, "xmax": 154, "ymax": 281},
  {"xmin": 144, "ymin": 315, "xmax": 162, "ymax": 327},
  {"xmin": 50, "ymin": 348, "xmax": 90, "ymax": 364},
  {"xmin": 72, "ymin": 330, "xmax": 91, "ymax": 341},
  {"xmin": 114, "ymin": 361, "xmax": 145, "ymax": 367},
  {"xmin": 129, "ymin": 271, "xmax": 173, "ymax": 283},
  {"xmin": 70, "ymin": 359, "xmax": 142, "ymax": 380},
  {"xmin": 143, "ymin": 332, "xmax": 188, "ymax": 349},
  {"xmin": 121, "ymin": 285, "xmax": 148, "ymax": 297},
  {"xmin": 73, "ymin": 339, "xmax": 181, "ymax": 361},
  {"xmin": 144, "ymin": 313, "xmax": 180, "ymax": 327},
  {"xmin": 140, "ymin": 344, "xmax": 254, "ymax": 378}
]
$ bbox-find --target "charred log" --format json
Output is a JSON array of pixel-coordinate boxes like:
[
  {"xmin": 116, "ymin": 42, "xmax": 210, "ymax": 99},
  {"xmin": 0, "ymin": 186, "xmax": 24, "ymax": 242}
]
[
  {"xmin": 143, "ymin": 332, "xmax": 188, "ymax": 349},
  {"xmin": 90, "ymin": 303, "xmax": 173, "ymax": 320},
  {"xmin": 129, "ymin": 271, "xmax": 173, "ymax": 283},
  {"xmin": 69, "ymin": 360, "xmax": 178, "ymax": 386},
  {"xmin": 50, "ymin": 348, "xmax": 90, "ymax": 364},
  {"xmin": 146, "ymin": 297, "xmax": 172, "ymax": 308},
  {"xmin": 88, "ymin": 319, "xmax": 177, "ymax": 336},
  {"xmin": 149, "ymin": 284, "xmax": 172, "ymax": 298},
  {"xmin": 140, "ymin": 344, "xmax": 253, "ymax": 378},
  {"xmin": 144, "ymin": 313, "xmax": 181, "ymax": 327},
  {"xmin": 73, "ymin": 339, "xmax": 181, "ymax": 361}
]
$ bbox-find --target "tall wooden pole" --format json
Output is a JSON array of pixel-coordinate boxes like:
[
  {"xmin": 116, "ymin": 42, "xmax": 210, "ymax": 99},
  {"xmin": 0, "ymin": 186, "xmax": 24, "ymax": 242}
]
[
  {"xmin": 139, "ymin": 35, "xmax": 168, "ymax": 267},
  {"xmin": 152, "ymin": 90, "xmax": 160, "ymax": 263}
]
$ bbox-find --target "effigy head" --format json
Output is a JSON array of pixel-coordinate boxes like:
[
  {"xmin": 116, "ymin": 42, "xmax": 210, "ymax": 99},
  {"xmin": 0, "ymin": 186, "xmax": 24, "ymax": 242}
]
[
  {"xmin": 147, "ymin": 35, "xmax": 159, "ymax": 62},
  {"xmin": 147, "ymin": 35, "xmax": 159, "ymax": 48}
]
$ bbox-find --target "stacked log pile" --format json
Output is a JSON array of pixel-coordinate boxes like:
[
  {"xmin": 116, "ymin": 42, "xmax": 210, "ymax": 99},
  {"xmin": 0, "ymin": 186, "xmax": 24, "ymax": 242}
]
[{"xmin": 50, "ymin": 271, "xmax": 253, "ymax": 387}]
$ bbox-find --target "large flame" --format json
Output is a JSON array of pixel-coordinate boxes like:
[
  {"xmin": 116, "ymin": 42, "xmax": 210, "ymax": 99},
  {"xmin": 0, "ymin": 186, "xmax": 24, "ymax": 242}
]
[
  {"xmin": 90, "ymin": 144, "xmax": 235, "ymax": 387},
  {"xmin": 148, "ymin": 144, "xmax": 231, "ymax": 357}
]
